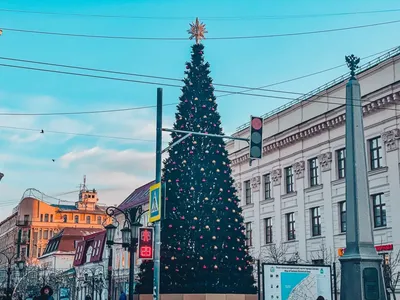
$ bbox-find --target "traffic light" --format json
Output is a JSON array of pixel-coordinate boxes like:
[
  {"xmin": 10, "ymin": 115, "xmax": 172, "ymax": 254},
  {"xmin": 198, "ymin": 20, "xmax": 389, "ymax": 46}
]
[
  {"xmin": 138, "ymin": 227, "xmax": 154, "ymax": 259},
  {"xmin": 249, "ymin": 116, "xmax": 263, "ymax": 159}
]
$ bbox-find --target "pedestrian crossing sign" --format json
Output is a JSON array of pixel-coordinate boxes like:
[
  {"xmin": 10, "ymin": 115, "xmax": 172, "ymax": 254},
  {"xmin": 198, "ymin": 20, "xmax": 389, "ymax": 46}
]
[{"xmin": 149, "ymin": 182, "xmax": 162, "ymax": 223}]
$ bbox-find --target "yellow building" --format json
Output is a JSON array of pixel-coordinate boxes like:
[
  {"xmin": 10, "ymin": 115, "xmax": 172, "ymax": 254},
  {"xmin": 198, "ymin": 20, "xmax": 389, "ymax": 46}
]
[{"xmin": 13, "ymin": 184, "xmax": 110, "ymax": 265}]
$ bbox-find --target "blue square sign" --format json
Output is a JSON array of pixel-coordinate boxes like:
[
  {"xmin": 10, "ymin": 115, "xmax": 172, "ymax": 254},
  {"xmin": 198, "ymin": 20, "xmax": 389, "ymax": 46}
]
[{"xmin": 149, "ymin": 182, "xmax": 161, "ymax": 223}]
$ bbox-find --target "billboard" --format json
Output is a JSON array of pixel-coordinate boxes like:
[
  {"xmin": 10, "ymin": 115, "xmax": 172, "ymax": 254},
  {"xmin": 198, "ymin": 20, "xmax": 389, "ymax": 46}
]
[{"xmin": 263, "ymin": 263, "xmax": 332, "ymax": 300}]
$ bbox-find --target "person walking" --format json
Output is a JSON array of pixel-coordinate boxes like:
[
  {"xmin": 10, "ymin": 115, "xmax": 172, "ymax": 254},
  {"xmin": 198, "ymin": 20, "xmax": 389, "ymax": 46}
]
[
  {"xmin": 119, "ymin": 290, "xmax": 127, "ymax": 300},
  {"xmin": 38, "ymin": 286, "xmax": 54, "ymax": 300}
]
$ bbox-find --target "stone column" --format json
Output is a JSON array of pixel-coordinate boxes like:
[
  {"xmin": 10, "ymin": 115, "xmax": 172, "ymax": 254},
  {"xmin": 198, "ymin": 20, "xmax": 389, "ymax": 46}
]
[
  {"xmin": 339, "ymin": 55, "xmax": 387, "ymax": 300},
  {"xmin": 382, "ymin": 129, "xmax": 400, "ymax": 251},
  {"xmin": 293, "ymin": 161, "xmax": 306, "ymax": 259},
  {"xmin": 271, "ymin": 169, "xmax": 282, "ymax": 244},
  {"xmin": 251, "ymin": 175, "xmax": 262, "ymax": 253},
  {"xmin": 318, "ymin": 152, "xmax": 335, "ymax": 253}
]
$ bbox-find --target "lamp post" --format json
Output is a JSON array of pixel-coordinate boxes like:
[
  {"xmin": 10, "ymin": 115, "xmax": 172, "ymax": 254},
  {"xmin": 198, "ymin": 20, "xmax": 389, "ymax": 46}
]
[
  {"xmin": 105, "ymin": 206, "xmax": 146, "ymax": 300},
  {"xmin": 0, "ymin": 251, "xmax": 16, "ymax": 300}
]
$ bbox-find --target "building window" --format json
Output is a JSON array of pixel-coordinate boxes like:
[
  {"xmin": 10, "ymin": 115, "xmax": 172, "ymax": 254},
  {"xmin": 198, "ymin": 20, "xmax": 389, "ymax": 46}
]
[
  {"xmin": 309, "ymin": 158, "xmax": 319, "ymax": 186},
  {"xmin": 40, "ymin": 214, "xmax": 43, "ymax": 222},
  {"xmin": 38, "ymin": 248, "xmax": 41, "ymax": 257},
  {"xmin": 286, "ymin": 213, "xmax": 295, "ymax": 241},
  {"xmin": 372, "ymin": 194, "xmax": 386, "ymax": 228},
  {"xmin": 63, "ymin": 215, "xmax": 67, "ymax": 223},
  {"xmin": 311, "ymin": 207, "xmax": 321, "ymax": 236},
  {"xmin": 74, "ymin": 216, "xmax": 79, "ymax": 224},
  {"xmin": 244, "ymin": 180, "xmax": 251, "ymax": 205},
  {"xmin": 339, "ymin": 201, "xmax": 346, "ymax": 233},
  {"xmin": 369, "ymin": 137, "xmax": 383, "ymax": 170},
  {"xmin": 265, "ymin": 218, "xmax": 272, "ymax": 244},
  {"xmin": 285, "ymin": 166, "xmax": 294, "ymax": 193},
  {"xmin": 43, "ymin": 230, "xmax": 48, "ymax": 240},
  {"xmin": 245, "ymin": 222, "xmax": 252, "ymax": 247},
  {"xmin": 39, "ymin": 230, "xmax": 42, "ymax": 239},
  {"xmin": 337, "ymin": 148, "xmax": 346, "ymax": 179},
  {"xmin": 86, "ymin": 216, "xmax": 91, "ymax": 224},
  {"xmin": 97, "ymin": 216, "xmax": 102, "ymax": 225},
  {"xmin": 50, "ymin": 230, "xmax": 53, "ymax": 238},
  {"xmin": 44, "ymin": 214, "xmax": 49, "ymax": 222},
  {"xmin": 263, "ymin": 174, "xmax": 271, "ymax": 200},
  {"xmin": 50, "ymin": 215, "xmax": 53, "ymax": 222}
]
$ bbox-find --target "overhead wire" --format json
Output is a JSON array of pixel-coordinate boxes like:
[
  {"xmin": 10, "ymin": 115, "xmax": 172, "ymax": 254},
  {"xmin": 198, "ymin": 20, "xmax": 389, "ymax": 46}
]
[
  {"xmin": 0, "ymin": 44, "xmax": 397, "ymax": 117},
  {"xmin": 0, "ymin": 7, "xmax": 400, "ymax": 21},
  {"xmin": 1, "ymin": 19, "xmax": 400, "ymax": 40}
]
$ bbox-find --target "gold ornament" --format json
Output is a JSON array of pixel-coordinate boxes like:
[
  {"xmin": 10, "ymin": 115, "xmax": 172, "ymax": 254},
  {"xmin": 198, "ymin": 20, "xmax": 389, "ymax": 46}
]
[
  {"xmin": 216, "ymin": 169, "xmax": 220, "ymax": 172},
  {"xmin": 171, "ymin": 256, "xmax": 175, "ymax": 260},
  {"xmin": 193, "ymin": 141, "xmax": 197, "ymax": 144},
  {"xmin": 190, "ymin": 187, "xmax": 195, "ymax": 190},
  {"xmin": 212, "ymin": 236, "xmax": 216, "ymax": 240},
  {"xmin": 188, "ymin": 17, "xmax": 208, "ymax": 44},
  {"xmin": 183, "ymin": 160, "xmax": 187, "ymax": 164},
  {"xmin": 214, "ymin": 246, "xmax": 218, "ymax": 249},
  {"xmin": 205, "ymin": 225, "xmax": 210, "ymax": 229},
  {"xmin": 165, "ymin": 266, "xmax": 169, "ymax": 270},
  {"xmin": 216, "ymin": 219, "xmax": 220, "ymax": 222},
  {"xmin": 205, "ymin": 197, "xmax": 209, "ymax": 201},
  {"xmin": 194, "ymin": 217, "xmax": 198, "ymax": 220},
  {"xmin": 212, "ymin": 160, "xmax": 216, "ymax": 164}
]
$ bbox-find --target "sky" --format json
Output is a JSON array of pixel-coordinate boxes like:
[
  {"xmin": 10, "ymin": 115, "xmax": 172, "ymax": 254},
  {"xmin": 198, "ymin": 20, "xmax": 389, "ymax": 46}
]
[{"xmin": 0, "ymin": 0, "xmax": 399, "ymax": 219}]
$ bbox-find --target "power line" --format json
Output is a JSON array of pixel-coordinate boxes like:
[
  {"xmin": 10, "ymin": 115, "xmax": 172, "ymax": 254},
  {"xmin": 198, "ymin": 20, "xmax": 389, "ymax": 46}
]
[
  {"xmin": 0, "ymin": 7, "xmax": 400, "ymax": 21},
  {"xmin": 217, "ymin": 46, "xmax": 400, "ymax": 97},
  {"xmin": 0, "ymin": 125, "xmax": 167, "ymax": 143},
  {"xmin": 1, "ymin": 19, "xmax": 400, "ymax": 41},
  {"xmin": 0, "ymin": 45, "xmax": 396, "ymax": 117},
  {"xmin": 0, "ymin": 103, "xmax": 177, "ymax": 116}
]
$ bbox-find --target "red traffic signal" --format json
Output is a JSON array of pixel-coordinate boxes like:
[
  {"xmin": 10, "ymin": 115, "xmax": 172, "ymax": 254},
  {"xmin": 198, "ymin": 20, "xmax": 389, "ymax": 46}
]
[
  {"xmin": 138, "ymin": 227, "xmax": 154, "ymax": 259},
  {"xmin": 249, "ymin": 116, "xmax": 263, "ymax": 159}
]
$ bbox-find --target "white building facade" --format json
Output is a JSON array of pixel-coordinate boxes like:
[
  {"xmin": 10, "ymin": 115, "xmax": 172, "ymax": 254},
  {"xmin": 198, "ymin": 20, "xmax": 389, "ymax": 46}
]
[{"xmin": 227, "ymin": 49, "xmax": 400, "ymax": 277}]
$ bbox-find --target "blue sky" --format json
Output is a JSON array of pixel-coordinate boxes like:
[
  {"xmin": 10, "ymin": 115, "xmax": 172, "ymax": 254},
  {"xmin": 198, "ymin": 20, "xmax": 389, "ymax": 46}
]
[{"xmin": 0, "ymin": 0, "xmax": 399, "ymax": 218}]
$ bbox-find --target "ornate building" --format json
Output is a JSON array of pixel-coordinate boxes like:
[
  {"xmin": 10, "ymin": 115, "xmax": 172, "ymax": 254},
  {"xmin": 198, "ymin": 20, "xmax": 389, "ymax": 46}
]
[
  {"xmin": 227, "ymin": 48, "xmax": 400, "ymax": 277},
  {"xmin": 0, "ymin": 179, "xmax": 110, "ymax": 266}
]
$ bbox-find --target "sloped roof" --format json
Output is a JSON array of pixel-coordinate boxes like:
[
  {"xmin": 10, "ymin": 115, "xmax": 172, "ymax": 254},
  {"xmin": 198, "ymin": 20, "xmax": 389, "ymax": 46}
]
[{"xmin": 118, "ymin": 180, "xmax": 154, "ymax": 211}]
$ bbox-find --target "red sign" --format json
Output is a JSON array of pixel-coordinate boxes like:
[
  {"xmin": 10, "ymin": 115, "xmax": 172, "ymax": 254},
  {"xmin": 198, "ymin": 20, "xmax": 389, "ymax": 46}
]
[
  {"xmin": 338, "ymin": 244, "xmax": 393, "ymax": 256},
  {"xmin": 138, "ymin": 227, "xmax": 154, "ymax": 259}
]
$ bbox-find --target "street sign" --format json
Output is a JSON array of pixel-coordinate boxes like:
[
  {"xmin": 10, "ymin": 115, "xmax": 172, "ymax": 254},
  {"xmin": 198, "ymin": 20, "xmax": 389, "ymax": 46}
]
[
  {"xmin": 138, "ymin": 227, "xmax": 154, "ymax": 259},
  {"xmin": 149, "ymin": 182, "xmax": 162, "ymax": 223}
]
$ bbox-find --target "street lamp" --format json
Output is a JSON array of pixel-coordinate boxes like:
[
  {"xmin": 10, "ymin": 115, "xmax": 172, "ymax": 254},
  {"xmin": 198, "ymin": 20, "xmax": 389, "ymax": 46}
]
[
  {"xmin": 105, "ymin": 206, "xmax": 146, "ymax": 300},
  {"xmin": 105, "ymin": 223, "xmax": 117, "ymax": 246}
]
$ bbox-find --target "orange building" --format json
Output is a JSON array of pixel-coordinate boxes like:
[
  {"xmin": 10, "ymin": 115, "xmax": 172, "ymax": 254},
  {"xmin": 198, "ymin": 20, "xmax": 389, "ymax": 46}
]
[{"xmin": 10, "ymin": 183, "xmax": 110, "ymax": 265}]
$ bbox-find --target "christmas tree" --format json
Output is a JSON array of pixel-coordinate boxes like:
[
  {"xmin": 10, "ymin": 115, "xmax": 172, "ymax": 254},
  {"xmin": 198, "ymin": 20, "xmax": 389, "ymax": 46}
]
[{"xmin": 135, "ymin": 18, "xmax": 256, "ymax": 294}]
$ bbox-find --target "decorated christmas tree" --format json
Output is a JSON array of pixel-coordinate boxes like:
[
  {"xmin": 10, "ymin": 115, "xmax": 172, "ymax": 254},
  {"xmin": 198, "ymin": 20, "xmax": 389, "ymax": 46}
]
[{"xmin": 135, "ymin": 18, "xmax": 256, "ymax": 294}]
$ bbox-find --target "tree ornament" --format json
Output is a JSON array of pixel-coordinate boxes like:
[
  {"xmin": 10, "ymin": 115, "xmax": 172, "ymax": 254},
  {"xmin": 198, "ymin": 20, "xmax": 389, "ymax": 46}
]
[
  {"xmin": 212, "ymin": 160, "xmax": 216, "ymax": 164},
  {"xmin": 171, "ymin": 256, "xmax": 175, "ymax": 260},
  {"xmin": 212, "ymin": 236, "xmax": 216, "ymax": 240},
  {"xmin": 200, "ymin": 168, "xmax": 205, "ymax": 172},
  {"xmin": 214, "ymin": 246, "xmax": 218, "ymax": 249},
  {"xmin": 214, "ymin": 265, "xmax": 218, "ymax": 269},
  {"xmin": 200, "ymin": 256, "xmax": 203, "ymax": 260},
  {"xmin": 190, "ymin": 187, "xmax": 195, "ymax": 190},
  {"xmin": 212, "ymin": 207, "xmax": 216, "ymax": 211},
  {"xmin": 194, "ymin": 216, "xmax": 198, "ymax": 220},
  {"xmin": 194, "ymin": 97, "xmax": 198, "ymax": 101},
  {"xmin": 216, "ymin": 219, "xmax": 220, "ymax": 222},
  {"xmin": 165, "ymin": 266, "xmax": 169, "ymax": 270},
  {"xmin": 205, "ymin": 225, "xmax": 210, "ymax": 229}
]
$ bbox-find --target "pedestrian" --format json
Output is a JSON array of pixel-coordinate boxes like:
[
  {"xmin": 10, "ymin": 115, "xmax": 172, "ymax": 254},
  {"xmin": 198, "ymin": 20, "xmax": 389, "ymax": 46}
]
[
  {"xmin": 38, "ymin": 286, "xmax": 54, "ymax": 300},
  {"xmin": 85, "ymin": 295, "xmax": 92, "ymax": 300},
  {"xmin": 119, "ymin": 290, "xmax": 127, "ymax": 300}
]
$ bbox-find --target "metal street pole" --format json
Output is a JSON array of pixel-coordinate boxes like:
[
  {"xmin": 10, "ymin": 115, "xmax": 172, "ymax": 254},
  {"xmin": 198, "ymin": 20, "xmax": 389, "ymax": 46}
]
[
  {"xmin": 129, "ymin": 208, "xmax": 137, "ymax": 300},
  {"xmin": 153, "ymin": 88, "xmax": 163, "ymax": 300},
  {"xmin": 107, "ymin": 246, "xmax": 113, "ymax": 300}
]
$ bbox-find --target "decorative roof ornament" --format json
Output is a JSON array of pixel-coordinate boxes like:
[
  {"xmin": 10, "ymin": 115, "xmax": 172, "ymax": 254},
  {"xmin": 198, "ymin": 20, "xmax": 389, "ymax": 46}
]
[
  {"xmin": 188, "ymin": 17, "xmax": 207, "ymax": 44},
  {"xmin": 345, "ymin": 54, "xmax": 360, "ymax": 79}
]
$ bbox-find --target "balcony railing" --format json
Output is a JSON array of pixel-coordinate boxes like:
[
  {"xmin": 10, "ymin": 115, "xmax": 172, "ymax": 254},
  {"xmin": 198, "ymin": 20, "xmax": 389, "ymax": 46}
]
[
  {"xmin": 15, "ymin": 237, "xmax": 29, "ymax": 245},
  {"xmin": 16, "ymin": 220, "xmax": 31, "ymax": 226}
]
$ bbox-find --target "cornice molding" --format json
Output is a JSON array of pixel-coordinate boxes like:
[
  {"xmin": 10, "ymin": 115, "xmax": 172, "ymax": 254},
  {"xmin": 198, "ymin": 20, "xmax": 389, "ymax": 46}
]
[{"xmin": 230, "ymin": 91, "xmax": 400, "ymax": 166}]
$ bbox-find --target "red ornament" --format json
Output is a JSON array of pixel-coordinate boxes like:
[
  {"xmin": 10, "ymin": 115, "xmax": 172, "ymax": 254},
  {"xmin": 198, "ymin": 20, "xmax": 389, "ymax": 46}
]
[
  {"xmin": 169, "ymin": 225, "xmax": 173, "ymax": 228},
  {"xmin": 177, "ymin": 247, "xmax": 181, "ymax": 251},
  {"xmin": 203, "ymin": 265, "xmax": 207, "ymax": 269},
  {"xmin": 191, "ymin": 226, "xmax": 195, "ymax": 229},
  {"xmin": 200, "ymin": 235, "xmax": 203, "ymax": 239}
]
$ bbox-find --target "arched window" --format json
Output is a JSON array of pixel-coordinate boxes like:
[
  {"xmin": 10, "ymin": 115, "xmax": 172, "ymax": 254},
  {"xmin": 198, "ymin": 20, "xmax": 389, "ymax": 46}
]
[
  {"xmin": 63, "ymin": 215, "xmax": 67, "ymax": 223},
  {"xmin": 74, "ymin": 216, "xmax": 79, "ymax": 224},
  {"xmin": 86, "ymin": 216, "xmax": 91, "ymax": 224},
  {"xmin": 44, "ymin": 214, "xmax": 49, "ymax": 222},
  {"xmin": 97, "ymin": 216, "xmax": 102, "ymax": 225}
]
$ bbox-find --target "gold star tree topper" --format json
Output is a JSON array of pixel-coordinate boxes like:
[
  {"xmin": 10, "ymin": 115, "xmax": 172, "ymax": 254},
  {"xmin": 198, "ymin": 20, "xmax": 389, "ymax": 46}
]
[{"xmin": 188, "ymin": 17, "xmax": 208, "ymax": 44}]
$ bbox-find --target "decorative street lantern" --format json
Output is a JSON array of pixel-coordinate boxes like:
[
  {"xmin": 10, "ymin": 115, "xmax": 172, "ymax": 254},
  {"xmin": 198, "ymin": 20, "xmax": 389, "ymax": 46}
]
[
  {"xmin": 105, "ymin": 223, "xmax": 117, "ymax": 246},
  {"xmin": 121, "ymin": 223, "xmax": 131, "ymax": 249}
]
